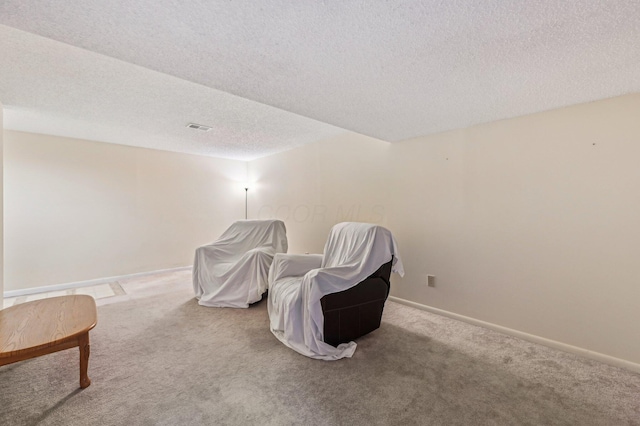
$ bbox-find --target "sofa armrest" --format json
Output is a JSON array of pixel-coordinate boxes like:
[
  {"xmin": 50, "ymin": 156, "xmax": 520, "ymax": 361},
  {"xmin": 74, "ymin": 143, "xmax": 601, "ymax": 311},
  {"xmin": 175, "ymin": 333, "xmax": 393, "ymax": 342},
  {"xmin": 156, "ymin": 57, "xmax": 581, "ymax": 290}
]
[{"xmin": 268, "ymin": 253, "xmax": 323, "ymax": 286}]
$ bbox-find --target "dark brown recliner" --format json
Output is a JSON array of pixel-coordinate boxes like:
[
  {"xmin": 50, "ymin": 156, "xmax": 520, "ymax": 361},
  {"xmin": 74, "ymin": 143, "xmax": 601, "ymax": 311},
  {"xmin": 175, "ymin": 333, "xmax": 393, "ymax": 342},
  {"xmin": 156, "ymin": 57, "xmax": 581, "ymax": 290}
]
[
  {"xmin": 320, "ymin": 259, "xmax": 393, "ymax": 347},
  {"xmin": 267, "ymin": 222, "xmax": 403, "ymax": 359}
]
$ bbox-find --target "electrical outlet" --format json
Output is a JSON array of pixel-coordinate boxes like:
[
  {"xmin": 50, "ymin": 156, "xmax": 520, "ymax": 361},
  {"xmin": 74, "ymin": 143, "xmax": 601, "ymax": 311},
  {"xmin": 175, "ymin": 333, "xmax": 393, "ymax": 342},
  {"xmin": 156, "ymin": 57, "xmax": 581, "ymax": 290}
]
[{"xmin": 427, "ymin": 275, "xmax": 436, "ymax": 287}]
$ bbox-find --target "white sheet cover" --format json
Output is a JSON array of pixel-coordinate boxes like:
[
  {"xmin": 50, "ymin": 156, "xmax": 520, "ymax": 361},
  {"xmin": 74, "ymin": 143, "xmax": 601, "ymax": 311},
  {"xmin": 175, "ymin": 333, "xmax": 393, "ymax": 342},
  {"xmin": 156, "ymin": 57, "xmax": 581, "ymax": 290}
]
[
  {"xmin": 193, "ymin": 220, "xmax": 287, "ymax": 308},
  {"xmin": 268, "ymin": 222, "xmax": 404, "ymax": 360}
]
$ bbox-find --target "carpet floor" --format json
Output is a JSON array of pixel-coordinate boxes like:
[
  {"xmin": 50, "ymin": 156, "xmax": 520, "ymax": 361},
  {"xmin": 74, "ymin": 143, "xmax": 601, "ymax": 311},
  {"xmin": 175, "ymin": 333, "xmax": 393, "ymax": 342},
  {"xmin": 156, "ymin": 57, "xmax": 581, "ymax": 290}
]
[{"xmin": 1, "ymin": 270, "xmax": 639, "ymax": 425}]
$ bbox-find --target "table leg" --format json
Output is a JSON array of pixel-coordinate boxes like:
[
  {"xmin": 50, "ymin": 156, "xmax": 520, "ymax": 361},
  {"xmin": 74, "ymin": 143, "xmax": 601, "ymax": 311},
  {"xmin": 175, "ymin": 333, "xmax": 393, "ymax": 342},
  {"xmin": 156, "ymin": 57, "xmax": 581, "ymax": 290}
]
[{"xmin": 79, "ymin": 333, "xmax": 91, "ymax": 388}]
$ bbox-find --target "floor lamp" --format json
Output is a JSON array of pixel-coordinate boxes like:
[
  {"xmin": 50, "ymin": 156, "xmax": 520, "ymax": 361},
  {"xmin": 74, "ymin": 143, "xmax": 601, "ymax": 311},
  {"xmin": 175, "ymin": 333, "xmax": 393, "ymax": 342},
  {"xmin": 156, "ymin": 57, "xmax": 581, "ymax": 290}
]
[{"xmin": 244, "ymin": 186, "xmax": 248, "ymax": 219}]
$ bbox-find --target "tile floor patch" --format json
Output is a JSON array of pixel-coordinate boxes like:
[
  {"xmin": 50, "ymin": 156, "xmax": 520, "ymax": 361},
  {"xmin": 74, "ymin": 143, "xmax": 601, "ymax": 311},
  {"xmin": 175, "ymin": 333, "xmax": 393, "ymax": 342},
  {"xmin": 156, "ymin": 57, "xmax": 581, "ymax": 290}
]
[
  {"xmin": 109, "ymin": 282, "xmax": 126, "ymax": 296},
  {"xmin": 2, "ymin": 282, "xmax": 126, "ymax": 308}
]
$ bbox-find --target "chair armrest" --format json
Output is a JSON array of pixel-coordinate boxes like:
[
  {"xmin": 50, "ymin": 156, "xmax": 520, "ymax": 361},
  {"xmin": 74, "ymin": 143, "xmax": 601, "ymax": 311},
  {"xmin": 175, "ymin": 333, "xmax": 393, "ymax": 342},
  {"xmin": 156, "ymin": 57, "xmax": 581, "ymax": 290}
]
[{"xmin": 268, "ymin": 253, "xmax": 323, "ymax": 285}]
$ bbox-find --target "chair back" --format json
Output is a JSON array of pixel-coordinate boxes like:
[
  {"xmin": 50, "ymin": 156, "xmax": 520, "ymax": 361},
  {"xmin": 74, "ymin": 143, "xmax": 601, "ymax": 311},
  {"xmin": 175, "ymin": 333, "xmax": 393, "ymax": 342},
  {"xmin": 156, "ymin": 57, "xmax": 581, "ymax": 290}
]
[{"xmin": 215, "ymin": 220, "xmax": 288, "ymax": 255}]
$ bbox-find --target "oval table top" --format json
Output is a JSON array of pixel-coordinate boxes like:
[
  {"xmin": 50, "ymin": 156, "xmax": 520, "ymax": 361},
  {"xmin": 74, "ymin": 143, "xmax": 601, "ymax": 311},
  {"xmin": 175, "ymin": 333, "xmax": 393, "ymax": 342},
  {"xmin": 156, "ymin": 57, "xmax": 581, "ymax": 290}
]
[{"xmin": 0, "ymin": 295, "xmax": 97, "ymax": 360}]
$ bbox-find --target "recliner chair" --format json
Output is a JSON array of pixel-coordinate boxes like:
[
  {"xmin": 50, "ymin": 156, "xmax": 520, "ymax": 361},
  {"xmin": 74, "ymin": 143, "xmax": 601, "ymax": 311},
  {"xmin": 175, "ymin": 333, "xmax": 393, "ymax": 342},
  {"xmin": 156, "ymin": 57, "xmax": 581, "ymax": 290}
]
[
  {"xmin": 320, "ymin": 258, "xmax": 393, "ymax": 347},
  {"xmin": 267, "ymin": 222, "xmax": 403, "ymax": 360},
  {"xmin": 193, "ymin": 219, "xmax": 287, "ymax": 308}
]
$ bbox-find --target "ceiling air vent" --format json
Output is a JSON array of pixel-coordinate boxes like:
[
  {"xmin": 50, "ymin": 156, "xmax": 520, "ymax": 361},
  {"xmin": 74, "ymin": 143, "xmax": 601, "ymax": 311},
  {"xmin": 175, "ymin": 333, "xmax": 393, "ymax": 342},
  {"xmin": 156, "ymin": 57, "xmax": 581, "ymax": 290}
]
[{"xmin": 186, "ymin": 123, "xmax": 212, "ymax": 132}]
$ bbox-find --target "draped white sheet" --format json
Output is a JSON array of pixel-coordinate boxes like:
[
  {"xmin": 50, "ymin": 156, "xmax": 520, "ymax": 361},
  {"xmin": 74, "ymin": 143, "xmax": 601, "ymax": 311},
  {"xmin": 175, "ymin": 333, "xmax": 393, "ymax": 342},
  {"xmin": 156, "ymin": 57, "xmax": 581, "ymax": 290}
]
[
  {"xmin": 268, "ymin": 222, "xmax": 404, "ymax": 360},
  {"xmin": 193, "ymin": 220, "xmax": 287, "ymax": 308}
]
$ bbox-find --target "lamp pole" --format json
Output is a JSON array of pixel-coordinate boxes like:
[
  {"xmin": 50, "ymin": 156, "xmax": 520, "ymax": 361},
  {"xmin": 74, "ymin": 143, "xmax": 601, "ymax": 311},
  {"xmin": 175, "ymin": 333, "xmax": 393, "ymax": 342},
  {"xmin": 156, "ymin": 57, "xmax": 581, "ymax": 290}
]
[{"xmin": 244, "ymin": 187, "xmax": 248, "ymax": 219}]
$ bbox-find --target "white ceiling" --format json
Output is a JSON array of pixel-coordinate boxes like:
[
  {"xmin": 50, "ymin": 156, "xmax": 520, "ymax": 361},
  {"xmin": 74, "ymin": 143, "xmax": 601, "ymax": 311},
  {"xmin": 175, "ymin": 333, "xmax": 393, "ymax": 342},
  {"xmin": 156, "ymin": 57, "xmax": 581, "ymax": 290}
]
[
  {"xmin": 0, "ymin": 25, "xmax": 345, "ymax": 160},
  {"xmin": 1, "ymin": 1, "xmax": 639, "ymax": 160}
]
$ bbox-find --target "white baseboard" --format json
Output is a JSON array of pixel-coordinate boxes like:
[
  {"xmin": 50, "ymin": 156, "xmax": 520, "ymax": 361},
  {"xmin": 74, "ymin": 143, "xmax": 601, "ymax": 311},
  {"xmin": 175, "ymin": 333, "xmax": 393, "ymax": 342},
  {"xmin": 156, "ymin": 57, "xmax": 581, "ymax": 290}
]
[
  {"xmin": 3, "ymin": 266, "xmax": 192, "ymax": 298},
  {"xmin": 388, "ymin": 296, "xmax": 640, "ymax": 374}
]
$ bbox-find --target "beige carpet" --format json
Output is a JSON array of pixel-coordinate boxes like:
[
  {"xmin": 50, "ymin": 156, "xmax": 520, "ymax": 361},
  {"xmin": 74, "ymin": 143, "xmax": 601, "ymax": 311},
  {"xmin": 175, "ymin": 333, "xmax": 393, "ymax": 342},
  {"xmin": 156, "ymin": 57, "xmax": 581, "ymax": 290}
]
[{"xmin": 1, "ymin": 270, "xmax": 639, "ymax": 425}]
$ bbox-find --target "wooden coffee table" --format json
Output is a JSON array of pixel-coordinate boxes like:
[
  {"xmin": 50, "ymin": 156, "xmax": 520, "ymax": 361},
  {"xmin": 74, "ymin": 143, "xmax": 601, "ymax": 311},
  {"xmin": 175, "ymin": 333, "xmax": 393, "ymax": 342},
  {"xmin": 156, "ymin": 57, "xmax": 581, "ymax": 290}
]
[{"xmin": 0, "ymin": 295, "xmax": 97, "ymax": 388}]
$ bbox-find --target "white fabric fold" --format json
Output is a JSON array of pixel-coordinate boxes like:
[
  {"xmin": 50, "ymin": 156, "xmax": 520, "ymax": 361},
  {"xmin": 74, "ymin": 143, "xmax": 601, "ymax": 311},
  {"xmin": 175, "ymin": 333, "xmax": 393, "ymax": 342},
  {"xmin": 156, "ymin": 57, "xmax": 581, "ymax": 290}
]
[
  {"xmin": 193, "ymin": 220, "xmax": 287, "ymax": 308},
  {"xmin": 268, "ymin": 253, "xmax": 323, "ymax": 284},
  {"xmin": 268, "ymin": 222, "xmax": 403, "ymax": 360}
]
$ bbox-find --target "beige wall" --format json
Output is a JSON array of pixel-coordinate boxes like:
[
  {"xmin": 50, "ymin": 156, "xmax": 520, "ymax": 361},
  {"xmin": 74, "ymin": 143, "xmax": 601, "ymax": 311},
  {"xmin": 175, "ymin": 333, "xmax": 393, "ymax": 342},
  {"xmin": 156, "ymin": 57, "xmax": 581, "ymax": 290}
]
[
  {"xmin": 4, "ymin": 131, "xmax": 246, "ymax": 291},
  {"xmin": 249, "ymin": 132, "xmax": 391, "ymax": 254},
  {"xmin": 389, "ymin": 94, "xmax": 640, "ymax": 365},
  {"xmin": 249, "ymin": 93, "xmax": 640, "ymax": 365}
]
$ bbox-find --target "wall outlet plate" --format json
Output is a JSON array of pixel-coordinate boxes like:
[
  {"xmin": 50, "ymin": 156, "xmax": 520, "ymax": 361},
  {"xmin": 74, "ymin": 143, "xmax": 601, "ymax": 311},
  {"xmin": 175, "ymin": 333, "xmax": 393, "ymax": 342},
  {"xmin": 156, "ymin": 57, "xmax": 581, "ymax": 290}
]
[{"xmin": 427, "ymin": 275, "xmax": 436, "ymax": 287}]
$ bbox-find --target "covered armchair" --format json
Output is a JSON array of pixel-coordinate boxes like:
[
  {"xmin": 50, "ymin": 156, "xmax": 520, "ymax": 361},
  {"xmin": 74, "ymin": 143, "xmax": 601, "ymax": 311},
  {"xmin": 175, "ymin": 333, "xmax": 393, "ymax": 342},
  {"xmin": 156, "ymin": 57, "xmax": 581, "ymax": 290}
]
[
  {"xmin": 193, "ymin": 220, "xmax": 288, "ymax": 308},
  {"xmin": 267, "ymin": 222, "xmax": 403, "ymax": 360}
]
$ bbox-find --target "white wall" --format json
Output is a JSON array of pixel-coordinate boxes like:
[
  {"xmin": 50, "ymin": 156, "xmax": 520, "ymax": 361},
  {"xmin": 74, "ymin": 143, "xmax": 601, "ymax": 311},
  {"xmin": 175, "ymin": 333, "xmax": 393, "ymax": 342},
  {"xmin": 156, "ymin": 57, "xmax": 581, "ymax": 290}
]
[
  {"xmin": 4, "ymin": 131, "xmax": 246, "ymax": 291},
  {"xmin": 389, "ymin": 93, "xmax": 640, "ymax": 365},
  {"xmin": 249, "ymin": 132, "xmax": 391, "ymax": 254},
  {"xmin": 249, "ymin": 93, "xmax": 640, "ymax": 366}
]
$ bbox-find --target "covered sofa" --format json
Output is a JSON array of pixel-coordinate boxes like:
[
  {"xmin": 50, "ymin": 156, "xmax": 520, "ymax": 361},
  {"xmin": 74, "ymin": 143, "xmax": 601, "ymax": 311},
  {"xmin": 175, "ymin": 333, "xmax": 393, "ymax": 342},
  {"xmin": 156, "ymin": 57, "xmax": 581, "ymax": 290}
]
[
  {"xmin": 267, "ymin": 222, "xmax": 403, "ymax": 360},
  {"xmin": 193, "ymin": 219, "xmax": 288, "ymax": 308}
]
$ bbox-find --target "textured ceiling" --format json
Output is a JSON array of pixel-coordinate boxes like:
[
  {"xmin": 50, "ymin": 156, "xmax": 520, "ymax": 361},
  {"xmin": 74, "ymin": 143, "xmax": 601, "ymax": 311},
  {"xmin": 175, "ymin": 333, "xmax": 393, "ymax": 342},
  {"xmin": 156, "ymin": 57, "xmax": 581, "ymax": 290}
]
[
  {"xmin": 1, "ymin": 1, "xmax": 640, "ymax": 159},
  {"xmin": 0, "ymin": 25, "xmax": 344, "ymax": 160}
]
